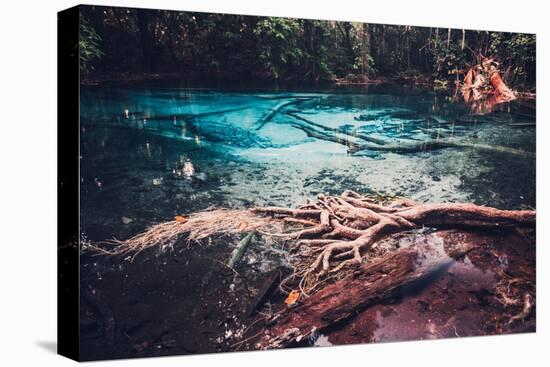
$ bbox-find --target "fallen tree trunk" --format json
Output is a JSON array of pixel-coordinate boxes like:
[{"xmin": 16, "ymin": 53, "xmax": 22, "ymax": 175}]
[
  {"xmin": 283, "ymin": 112, "xmax": 534, "ymax": 158},
  {"xmin": 254, "ymin": 98, "xmax": 315, "ymax": 131},
  {"xmin": 349, "ymin": 138, "xmax": 534, "ymax": 158},
  {"xmin": 262, "ymin": 241, "xmax": 471, "ymax": 349},
  {"xmin": 284, "ymin": 111, "xmax": 388, "ymax": 145}
]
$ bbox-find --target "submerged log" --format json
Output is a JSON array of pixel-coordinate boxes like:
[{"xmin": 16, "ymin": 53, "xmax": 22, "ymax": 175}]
[
  {"xmin": 246, "ymin": 268, "xmax": 284, "ymax": 317},
  {"xmin": 283, "ymin": 112, "xmax": 534, "ymax": 158},
  {"xmin": 349, "ymin": 138, "xmax": 534, "ymax": 158},
  {"xmin": 228, "ymin": 232, "xmax": 255, "ymax": 268},
  {"xmin": 284, "ymin": 111, "xmax": 387, "ymax": 145},
  {"xmin": 254, "ymin": 98, "xmax": 315, "ymax": 130},
  {"xmin": 262, "ymin": 241, "xmax": 472, "ymax": 349}
]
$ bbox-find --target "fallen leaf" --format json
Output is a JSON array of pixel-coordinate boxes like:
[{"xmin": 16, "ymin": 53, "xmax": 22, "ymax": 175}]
[
  {"xmin": 174, "ymin": 215, "xmax": 186, "ymax": 223},
  {"xmin": 285, "ymin": 290, "xmax": 300, "ymax": 306},
  {"xmin": 237, "ymin": 221, "xmax": 248, "ymax": 231}
]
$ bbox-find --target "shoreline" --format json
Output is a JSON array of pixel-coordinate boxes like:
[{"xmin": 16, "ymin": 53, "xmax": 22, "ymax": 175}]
[{"xmin": 80, "ymin": 72, "xmax": 536, "ymax": 98}]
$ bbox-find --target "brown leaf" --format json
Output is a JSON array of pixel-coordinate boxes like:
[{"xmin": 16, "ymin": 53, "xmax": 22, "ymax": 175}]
[
  {"xmin": 284, "ymin": 290, "xmax": 300, "ymax": 306},
  {"xmin": 174, "ymin": 215, "xmax": 186, "ymax": 223},
  {"xmin": 237, "ymin": 221, "xmax": 248, "ymax": 231}
]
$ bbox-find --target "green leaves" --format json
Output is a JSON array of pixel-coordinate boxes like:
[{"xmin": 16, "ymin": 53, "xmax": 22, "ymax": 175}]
[
  {"xmin": 77, "ymin": 7, "xmax": 535, "ymax": 88},
  {"xmin": 79, "ymin": 15, "xmax": 104, "ymax": 74},
  {"xmin": 253, "ymin": 18, "xmax": 303, "ymax": 79}
]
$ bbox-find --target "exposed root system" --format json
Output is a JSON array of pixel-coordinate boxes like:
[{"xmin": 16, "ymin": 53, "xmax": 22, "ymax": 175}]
[
  {"xmin": 93, "ymin": 190, "xmax": 535, "ymax": 295},
  {"xmin": 89, "ymin": 190, "xmax": 536, "ymax": 349},
  {"xmin": 91, "ymin": 209, "xmax": 278, "ymax": 260}
]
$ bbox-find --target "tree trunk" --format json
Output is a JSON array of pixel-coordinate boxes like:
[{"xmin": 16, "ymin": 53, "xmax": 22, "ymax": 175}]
[
  {"xmin": 136, "ymin": 9, "xmax": 157, "ymax": 73},
  {"xmin": 342, "ymin": 22, "xmax": 355, "ymax": 67},
  {"xmin": 262, "ymin": 241, "xmax": 472, "ymax": 349},
  {"xmin": 281, "ymin": 110, "xmax": 534, "ymax": 158}
]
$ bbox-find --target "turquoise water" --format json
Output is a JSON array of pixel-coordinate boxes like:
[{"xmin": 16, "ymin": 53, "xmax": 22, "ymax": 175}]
[
  {"xmin": 78, "ymin": 83, "xmax": 535, "ymax": 359},
  {"xmin": 80, "ymin": 85, "xmax": 535, "ymax": 241}
]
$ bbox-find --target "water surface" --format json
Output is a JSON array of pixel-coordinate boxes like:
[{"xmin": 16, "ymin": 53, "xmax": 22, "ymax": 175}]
[{"xmin": 78, "ymin": 83, "xmax": 535, "ymax": 359}]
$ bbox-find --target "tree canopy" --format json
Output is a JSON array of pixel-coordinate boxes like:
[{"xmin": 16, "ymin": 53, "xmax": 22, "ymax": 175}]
[{"xmin": 79, "ymin": 5, "xmax": 535, "ymax": 89}]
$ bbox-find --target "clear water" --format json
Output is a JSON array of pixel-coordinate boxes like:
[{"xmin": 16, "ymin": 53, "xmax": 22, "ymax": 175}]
[
  {"xmin": 80, "ymin": 84, "xmax": 535, "ymax": 241},
  {"xmin": 78, "ymin": 83, "xmax": 535, "ymax": 359}
]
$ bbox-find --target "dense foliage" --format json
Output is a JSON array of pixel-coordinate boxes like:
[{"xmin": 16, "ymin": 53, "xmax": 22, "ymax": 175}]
[
  {"xmin": 79, "ymin": 6, "xmax": 535, "ymax": 88},
  {"xmin": 79, "ymin": 16, "xmax": 104, "ymax": 74}
]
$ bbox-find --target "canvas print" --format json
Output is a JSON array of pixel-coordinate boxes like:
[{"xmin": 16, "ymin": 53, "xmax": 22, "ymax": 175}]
[{"xmin": 59, "ymin": 4, "xmax": 536, "ymax": 361}]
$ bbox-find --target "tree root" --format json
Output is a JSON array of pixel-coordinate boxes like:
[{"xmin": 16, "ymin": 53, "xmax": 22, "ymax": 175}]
[
  {"xmin": 94, "ymin": 191, "xmax": 535, "ymax": 296},
  {"xmin": 507, "ymin": 293, "xmax": 534, "ymax": 327},
  {"xmin": 89, "ymin": 209, "xmax": 278, "ymax": 260},
  {"xmin": 252, "ymin": 193, "xmax": 534, "ymax": 280}
]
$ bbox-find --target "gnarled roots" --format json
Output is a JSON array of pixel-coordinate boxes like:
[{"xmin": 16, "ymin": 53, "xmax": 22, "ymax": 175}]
[
  {"xmin": 95, "ymin": 190, "xmax": 535, "ymax": 294},
  {"xmin": 252, "ymin": 190, "xmax": 534, "ymax": 283}
]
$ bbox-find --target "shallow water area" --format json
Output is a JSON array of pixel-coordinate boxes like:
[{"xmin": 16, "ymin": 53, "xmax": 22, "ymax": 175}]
[{"xmin": 77, "ymin": 82, "xmax": 535, "ymax": 359}]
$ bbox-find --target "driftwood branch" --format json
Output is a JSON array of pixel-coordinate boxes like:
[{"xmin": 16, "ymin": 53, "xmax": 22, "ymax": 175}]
[{"xmin": 262, "ymin": 241, "xmax": 471, "ymax": 349}]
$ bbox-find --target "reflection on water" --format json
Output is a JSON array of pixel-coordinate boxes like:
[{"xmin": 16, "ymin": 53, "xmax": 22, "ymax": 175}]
[
  {"xmin": 326, "ymin": 229, "xmax": 535, "ymax": 345},
  {"xmin": 78, "ymin": 84, "xmax": 535, "ymax": 360},
  {"xmin": 80, "ymin": 84, "xmax": 535, "ymax": 242}
]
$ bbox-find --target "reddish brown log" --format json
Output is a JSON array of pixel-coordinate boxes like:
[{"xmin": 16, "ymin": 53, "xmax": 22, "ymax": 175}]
[
  {"xmin": 396, "ymin": 203, "xmax": 535, "ymax": 228},
  {"xmin": 262, "ymin": 241, "xmax": 472, "ymax": 349},
  {"xmin": 490, "ymin": 72, "xmax": 516, "ymax": 101}
]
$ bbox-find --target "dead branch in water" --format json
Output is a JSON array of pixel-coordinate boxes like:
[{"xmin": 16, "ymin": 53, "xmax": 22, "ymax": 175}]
[
  {"xmin": 253, "ymin": 97, "xmax": 316, "ymax": 131},
  {"xmin": 281, "ymin": 112, "xmax": 534, "ymax": 158},
  {"xmin": 262, "ymin": 241, "xmax": 471, "ymax": 349},
  {"xmin": 94, "ymin": 191, "xmax": 535, "ymax": 288},
  {"xmin": 92, "ymin": 209, "xmax": 278, "ymax": 260}
]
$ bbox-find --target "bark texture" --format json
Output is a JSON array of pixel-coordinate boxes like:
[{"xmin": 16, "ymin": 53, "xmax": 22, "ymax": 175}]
[
  {"xmin": 253, "ymin": 190, "xmax": 535, "ymax": 276},
  {"xmin": 262, "ymin": 241, "xmax": 470, "ymax": 348}
]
